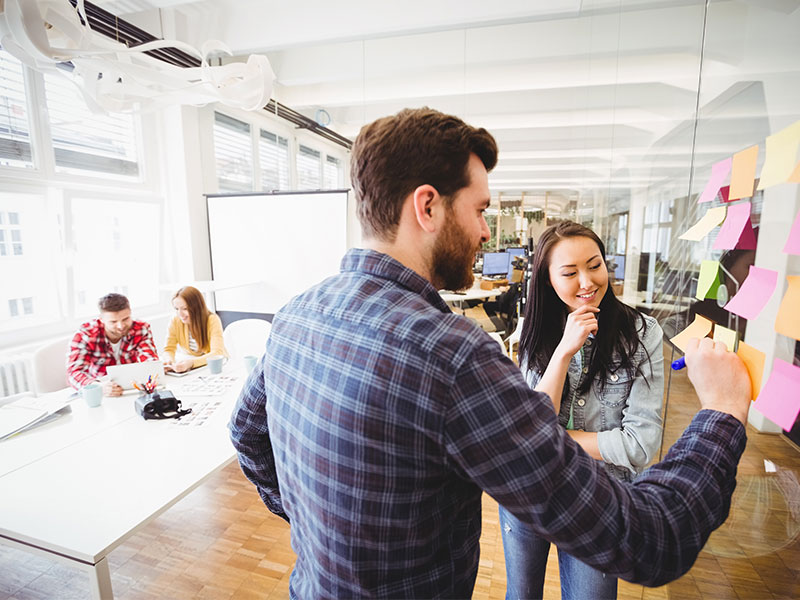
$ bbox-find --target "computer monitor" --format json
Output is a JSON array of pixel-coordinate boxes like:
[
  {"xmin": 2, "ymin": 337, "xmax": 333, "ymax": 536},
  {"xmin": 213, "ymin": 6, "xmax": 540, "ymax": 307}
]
[
  {"xmin": 482, "ymin": 252, "xmax": 511, "ymax": 277},
  {"xmin": 609, "ymin": 254, "xmax": 625, "ymax": 280},
  {"xmin": 505, "ymin": 247, "xmax": 526, "ymax": 280}
]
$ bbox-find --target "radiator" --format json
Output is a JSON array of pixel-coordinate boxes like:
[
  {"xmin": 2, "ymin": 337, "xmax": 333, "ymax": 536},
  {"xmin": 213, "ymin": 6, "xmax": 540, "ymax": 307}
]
[{"xmin": 0, "ymin": 355, "xmax": 34, "ymax": 398}]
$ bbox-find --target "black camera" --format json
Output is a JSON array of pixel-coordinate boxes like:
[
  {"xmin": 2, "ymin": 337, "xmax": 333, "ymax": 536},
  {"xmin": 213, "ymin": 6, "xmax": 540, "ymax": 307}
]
[{"xmin": 134, "ymin": 390, "xmax": 192, "ymax": 420}]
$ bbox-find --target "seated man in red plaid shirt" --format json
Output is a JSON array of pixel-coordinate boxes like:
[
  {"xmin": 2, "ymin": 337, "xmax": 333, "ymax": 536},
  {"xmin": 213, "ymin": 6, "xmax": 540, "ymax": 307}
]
[{"xmin": 67, "ymin": 293, "xmax": 159, "ymax": 396}]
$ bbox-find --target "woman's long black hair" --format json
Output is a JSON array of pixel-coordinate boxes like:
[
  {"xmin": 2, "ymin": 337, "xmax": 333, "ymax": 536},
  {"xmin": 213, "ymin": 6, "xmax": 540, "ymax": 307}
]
[{"xmin": 518, "ymin": 221, "xmax": 650, "ymax": 394}]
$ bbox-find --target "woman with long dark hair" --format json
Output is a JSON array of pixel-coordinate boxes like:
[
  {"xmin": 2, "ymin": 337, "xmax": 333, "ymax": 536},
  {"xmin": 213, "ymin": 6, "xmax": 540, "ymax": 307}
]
[
  {"xmin": 500, "ymin": 221, "xmax": 664, "ymax": 600},
  {"xmin": 163, "ymin": 286, "xmax": 228, "ymax": 373}
]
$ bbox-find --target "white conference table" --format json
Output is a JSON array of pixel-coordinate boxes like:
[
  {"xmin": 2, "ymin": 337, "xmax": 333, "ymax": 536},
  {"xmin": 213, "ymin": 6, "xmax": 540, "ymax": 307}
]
[{"xmin": 0, "ymin": 366, "xmax": 247, "ymax": 599}]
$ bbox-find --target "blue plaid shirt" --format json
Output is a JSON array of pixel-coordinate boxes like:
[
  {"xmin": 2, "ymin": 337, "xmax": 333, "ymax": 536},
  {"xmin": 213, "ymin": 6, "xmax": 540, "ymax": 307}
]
[{"xmin": 229, "ymin": 248, "xmax": 746, "ymax": 599}]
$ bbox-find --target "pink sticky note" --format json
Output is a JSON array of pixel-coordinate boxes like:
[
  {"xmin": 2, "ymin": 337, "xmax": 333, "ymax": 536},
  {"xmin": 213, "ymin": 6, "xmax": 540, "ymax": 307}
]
[
  {"xmin": 724, "ymin": 265, "xmax": 779, "ymax": 320},
  {"xmin": 718, "ymin": 185, "xmax": 731, "ymax": 202},
  {"xmin": 784, "ymin": 209, "xmax": 800, "ymax": 255},
  {"xmin": 753, "ymin": 359, "xmax": 800, "ymax": 431},
  {"xmin": 713, "ymin": 201, "xmax": 757, "ymax": 250},
  {"xmin": 698, "ymin": 158, "xmax": 732, "ymax": 204}
]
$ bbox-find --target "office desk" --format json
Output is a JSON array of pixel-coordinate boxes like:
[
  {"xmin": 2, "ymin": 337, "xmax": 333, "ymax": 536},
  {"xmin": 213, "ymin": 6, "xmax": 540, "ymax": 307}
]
[
  {"xmin": 439, "ymin": 288, "xmax": 504, "ymax": 303},
  {"xmin": 0, "ymin": 367, "xmax": 245, "ymax": 599},
  {"xmin": 440, "ymin": 283, "xmax": 505, "ymax": 314}
]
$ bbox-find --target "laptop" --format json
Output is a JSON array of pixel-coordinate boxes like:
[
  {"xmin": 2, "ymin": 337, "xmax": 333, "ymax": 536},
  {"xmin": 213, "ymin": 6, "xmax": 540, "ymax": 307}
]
[{"xmin": 104, "ymin": 361, "xmax": 164, "ymax": 391}]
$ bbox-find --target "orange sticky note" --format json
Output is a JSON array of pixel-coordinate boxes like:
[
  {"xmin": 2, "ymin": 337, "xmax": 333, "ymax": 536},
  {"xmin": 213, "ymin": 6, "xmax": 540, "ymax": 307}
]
[
  {"xmin": 730, "ymin": 145, "xmax": 759, "ymax": 200},
  {"xmin": 774, "ymin": 275, "xmax": 800, "ymax": 341},
  {"xmin": 790, "ymin": 160, "xmax": 800, "ymax": 183},
  {"xmin": 670, "ymin": 314, "xmax": 714, "ymax": 353},
  {"xmin": 736, "ymin": 341, "xmax": 765, "ymax": 401}
]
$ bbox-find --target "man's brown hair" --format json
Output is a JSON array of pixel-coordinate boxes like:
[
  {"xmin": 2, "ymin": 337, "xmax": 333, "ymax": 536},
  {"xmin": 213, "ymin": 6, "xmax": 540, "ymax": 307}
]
[
  {"xmin": 98, "ymin": 293, "xmax": 130, "ymax": 313},
  {"xmin": 350, "ymin": 107, "xmax": 498, "ymax": 242}
]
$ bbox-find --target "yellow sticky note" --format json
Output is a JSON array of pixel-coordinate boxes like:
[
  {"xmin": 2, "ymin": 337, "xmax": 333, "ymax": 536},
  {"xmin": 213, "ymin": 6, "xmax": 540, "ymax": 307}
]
[
  {"xmin": 775, "ymin": 275, "xmax": 800, "ymax": 341},
  {"xmin": 757, "ymin": 121, "xmax": 800, "ymax": 189},
  {"xmin": 679, "ymin": 206, "xmax": 727, "ymax": 242},
  {"xmin": 736, "ymin": 341, "xmax": 765, "ymax": 401},
  {"xmin": 713, "ymin": 324, "xmax": 738, "ymax": 352},
  {"xmin": 670, "ymin": 314, "xmax": 714, "ymax": 353},
  {"xmin": 730, "ymin": 145, "xmax": 759, "ymax": 200},
  {"xmin": 696, "ymin": 260, "xmax": 722, "ymax": 301}
]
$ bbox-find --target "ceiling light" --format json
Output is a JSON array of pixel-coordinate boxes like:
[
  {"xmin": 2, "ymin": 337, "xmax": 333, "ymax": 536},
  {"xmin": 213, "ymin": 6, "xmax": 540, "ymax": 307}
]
[{"xmin": 0, "ymin": 0, "xmax": 275, "ymax": 112}]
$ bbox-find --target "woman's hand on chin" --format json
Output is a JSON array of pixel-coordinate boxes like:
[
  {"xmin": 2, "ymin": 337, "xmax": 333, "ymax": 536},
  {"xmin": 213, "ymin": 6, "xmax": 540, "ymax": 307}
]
[{"xmin": 556, "ymin": 304, "xmax": 599, "ymax": 358}]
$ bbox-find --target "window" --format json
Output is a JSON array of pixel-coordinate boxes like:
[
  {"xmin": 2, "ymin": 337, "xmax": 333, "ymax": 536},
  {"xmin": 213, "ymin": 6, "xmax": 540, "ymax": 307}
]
[
  {"xmin": 0, "ymin": 49, "xmax": 33, "ymax": 168},
  {"xmin": 259, "ymin": 129, "xmax": 290, "ymax": 191},
  {"xmin": 71, "ymin": 197, "xmax": 160, "ymax": 317},
  {"xmin": 214, "ymin": 112, "xmax": 253, "ymax": 192},
  {"xmin": 324, "ymin": 155, "xmax": 343, "ymax": 189},
  {"xmin": 8, "ymin": 299, "xmax": 18, "ymax": 318},
  {"xmin": 0, "ymin": 210, "xmax": 23, "ymax": 256},
  {"xmin": 43, "ymin": 72, "xmax": 139, "ymax": 178},
  {"xmin": 296, "ymin": 144, "xmax": 321, "ymax": 189}
]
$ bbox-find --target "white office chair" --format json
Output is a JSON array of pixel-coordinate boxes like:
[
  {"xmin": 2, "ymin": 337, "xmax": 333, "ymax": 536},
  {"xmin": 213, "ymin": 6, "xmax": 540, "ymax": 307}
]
[
  {"xmin": 506, "ymin": 317, "xmax": 524, "ymax": 360},
  {"xmin": 32, "ymin": 337, "xmax": 70, "ymax": 394},
  {"xmin": 223, "ymin": 318, "xmax": 272, "ymax": 361},
  {"xmin": 487, "ymin": 332, "xmax": 507, "ymax": 355}
]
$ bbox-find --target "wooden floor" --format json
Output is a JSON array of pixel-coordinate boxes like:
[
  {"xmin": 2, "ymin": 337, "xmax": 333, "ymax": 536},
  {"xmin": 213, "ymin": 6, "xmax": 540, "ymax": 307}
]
[{"xmin": 2, "ymin": 343, "xmax": 799, "ymax": 599}]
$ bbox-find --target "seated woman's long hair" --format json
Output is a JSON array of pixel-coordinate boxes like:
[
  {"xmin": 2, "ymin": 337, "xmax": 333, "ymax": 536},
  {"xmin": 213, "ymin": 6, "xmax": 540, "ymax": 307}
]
[{"xmin": 174, "ymin": 286, "xmax": 212, "ymax": 350}]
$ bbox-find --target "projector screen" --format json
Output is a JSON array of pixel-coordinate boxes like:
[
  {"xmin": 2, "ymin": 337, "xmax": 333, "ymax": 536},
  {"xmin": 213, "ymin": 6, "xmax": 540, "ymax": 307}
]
[{"xmin": 207, "ymin": 190, "xmax": 349, "ymax": 315}]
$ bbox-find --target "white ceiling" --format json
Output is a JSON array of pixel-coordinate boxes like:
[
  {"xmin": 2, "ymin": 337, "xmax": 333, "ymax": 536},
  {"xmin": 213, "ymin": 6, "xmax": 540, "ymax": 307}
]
[{"xmin": 94, "ymin": 0, "xmax": 800, "ymax": 214}]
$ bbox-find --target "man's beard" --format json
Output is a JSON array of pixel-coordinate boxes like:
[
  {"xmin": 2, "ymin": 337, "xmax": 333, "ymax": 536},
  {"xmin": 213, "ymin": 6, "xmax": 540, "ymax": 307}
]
[{"xmin": 431, "ymin": 211, "xmax": 478, "ymax": 291}]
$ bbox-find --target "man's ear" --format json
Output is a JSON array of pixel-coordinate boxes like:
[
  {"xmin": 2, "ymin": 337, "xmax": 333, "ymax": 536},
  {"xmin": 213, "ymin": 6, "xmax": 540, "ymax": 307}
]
[{"xmin": 411, "ymin": 184, "xmax": 442, "ymax": 233}]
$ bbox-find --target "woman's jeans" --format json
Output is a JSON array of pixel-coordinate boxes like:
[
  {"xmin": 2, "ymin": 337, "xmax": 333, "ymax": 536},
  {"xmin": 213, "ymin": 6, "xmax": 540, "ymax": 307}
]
[{"xmin": 499, "ymin": 504, "xmax": 618, "ymax": 600}]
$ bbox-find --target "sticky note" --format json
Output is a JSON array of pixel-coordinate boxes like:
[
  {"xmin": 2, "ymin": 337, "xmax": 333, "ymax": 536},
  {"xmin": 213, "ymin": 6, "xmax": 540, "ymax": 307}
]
[
  {"xmin": 718, "ymin": 185, "xmax": 731, "ymax": 203},
  {"xmin": 698, "ymin": 158, "xmax": 732, "ymax": 203},
  {"xmin": 679, "ymin": 206, "xmax": 727, "ymax": 242},
  {"xmin": 670, "ymin": 314, "xmax": 713, "ymax": 353},
  {"xmin": 790, "ymin": 160, "xmax": 800, "ymax": 183},
  {"xmin": 696, "ymin": 260, "xmax": 722, "ymax": 301},
  {"xmin": 783, "ymin": 209, "xmax": 800, "ymax": 255},
  {"xmin": 753, "ymin": 359, "xmax": 800, "ymax": 431},
  {"xmin": 757, "ymin": 120, "xmax": 800, "ymax": 189},
  {"xmin": 713, "ymin": 325, "xmax": 738, "ymax": 352},
  {"xmin": 724, "ymin": 265, "xmax": 778, "ymax": 321},
  {"xmin": 730, "ymin": 145, "xmax": 759, "ymax": 200},
  {"xmin": 775, "ymin": 275, "xmax": 800, "ymax": 341},
  {"xmin": 713, "ymin": 201, "xmax": 757, "ymax": 250},
  {"xmin": 736, "ymin": 341, "xmax": 765, "ymax": 400}
]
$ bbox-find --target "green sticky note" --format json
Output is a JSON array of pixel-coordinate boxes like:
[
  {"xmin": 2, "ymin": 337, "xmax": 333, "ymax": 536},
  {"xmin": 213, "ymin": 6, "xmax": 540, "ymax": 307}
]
[{"xmin": 696, "ymin": 260, "xmax": 722, "ymax": 300}]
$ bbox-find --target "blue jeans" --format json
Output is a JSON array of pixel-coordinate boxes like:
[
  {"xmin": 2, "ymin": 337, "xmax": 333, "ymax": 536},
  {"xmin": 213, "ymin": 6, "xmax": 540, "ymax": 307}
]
[{"xmin": 499, "ymin": 505, "xmax": 618, "ymax": 600}]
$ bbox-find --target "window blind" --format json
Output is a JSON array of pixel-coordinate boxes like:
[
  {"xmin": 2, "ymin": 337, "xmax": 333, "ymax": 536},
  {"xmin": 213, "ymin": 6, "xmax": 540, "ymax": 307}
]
[
  {"xmin": 259, "ymin": 129, "xmax": 289, "ymax": 191},
  {"xmin": 296, "ymin": 144, "xmax": 321, "ymax": 189},
  {"xmin": 43, "ymin": 72, "xmax": 139, "ymax": 177},
  {"xmin": 214, "ymin": 112, "xmax": 253, "ymax": 192},
  {"xmin": 0, "ymin": 49, "xmax": 33, "ymax": 168},
  {"xmin": 324, "ymin": 155, "xmax": 342, "ymax": 189}
]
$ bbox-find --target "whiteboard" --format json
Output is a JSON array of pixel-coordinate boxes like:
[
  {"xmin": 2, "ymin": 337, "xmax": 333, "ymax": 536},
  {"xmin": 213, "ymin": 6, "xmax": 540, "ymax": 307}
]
[{"xmin": 207, "ymin": 191, "xmax": 349, "ymax": 315}]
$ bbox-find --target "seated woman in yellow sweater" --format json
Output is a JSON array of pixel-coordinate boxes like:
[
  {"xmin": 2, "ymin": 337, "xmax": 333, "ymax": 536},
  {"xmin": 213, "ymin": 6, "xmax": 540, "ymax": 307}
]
[{"xmin": 163, "ymin": 286, "xmax": 228, "ymax": 373}]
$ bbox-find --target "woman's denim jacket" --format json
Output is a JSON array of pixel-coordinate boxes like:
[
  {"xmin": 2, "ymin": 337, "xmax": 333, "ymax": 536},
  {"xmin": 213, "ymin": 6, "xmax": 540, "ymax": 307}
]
[{"xmin": 523, "ymin": 314, "xmax": 665, "ymax": 482}]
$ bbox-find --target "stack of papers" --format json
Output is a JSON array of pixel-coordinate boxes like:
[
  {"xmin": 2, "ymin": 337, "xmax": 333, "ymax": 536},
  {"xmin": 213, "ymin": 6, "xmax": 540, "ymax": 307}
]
[{"xmin": 0, "ymin": 395, "xmax": 73, "ymax": 441}]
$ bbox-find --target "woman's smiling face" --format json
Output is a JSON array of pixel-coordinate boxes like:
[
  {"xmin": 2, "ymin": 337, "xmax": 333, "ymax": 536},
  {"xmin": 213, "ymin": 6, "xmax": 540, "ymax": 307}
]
[{"xmin": 547, "ymin": 235, "xmax": 609, "ymax": 313}]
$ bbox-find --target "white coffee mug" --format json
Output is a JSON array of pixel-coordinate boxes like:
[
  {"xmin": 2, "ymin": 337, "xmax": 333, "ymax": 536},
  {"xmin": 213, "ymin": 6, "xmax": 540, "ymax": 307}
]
[{"xmin": 207, "ymin": 355, "xmax": 227, "ymax": 374}]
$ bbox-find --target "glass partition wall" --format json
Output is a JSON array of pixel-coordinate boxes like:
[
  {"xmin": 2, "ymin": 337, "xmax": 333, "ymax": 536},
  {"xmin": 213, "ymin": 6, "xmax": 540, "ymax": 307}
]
[{"xmin": 466, "ymin": 2, "xmax": 800, "ymax": 597}]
